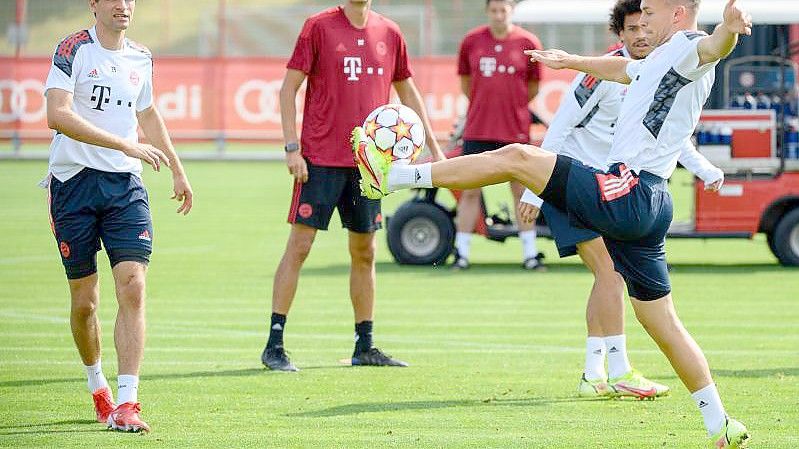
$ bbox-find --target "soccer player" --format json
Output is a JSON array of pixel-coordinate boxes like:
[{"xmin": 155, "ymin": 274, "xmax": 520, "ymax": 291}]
[
  {"xmin": 44, "ymin": 0, "xmax": 193, "ymax": 433},
  {"xmin": 354, "ymin": 0, "xmax": 752, "ymax": 445},
  {"xmin": 518, "ymin": 0, "xmax": 724, "ymax": 399},
  {"xmin": 453, "ymin": 0, "xmax": 544, "ymax": 270},
  {"xmin": 260, "ymin": 0, "xmax": 446, "ymax": 372}
]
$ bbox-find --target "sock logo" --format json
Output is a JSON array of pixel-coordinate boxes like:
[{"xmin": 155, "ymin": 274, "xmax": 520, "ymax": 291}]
[
  {"xmin": 608, "ymin": 346, "xmax": 619, "ymax": 353},
  {"xmin": 698, "ymin": 400, "xmax": 708, "ymax": 408},
  {"xmin": 271, "ymin": 323, "xmax": 283, "ymax": 331},
  {"xmin": 592, "ymin": 349, "xmax": 603, "ymax": 355},
  {"xmin": 414, "ymin": 169, "xmax": 421, "ymax": 183}
]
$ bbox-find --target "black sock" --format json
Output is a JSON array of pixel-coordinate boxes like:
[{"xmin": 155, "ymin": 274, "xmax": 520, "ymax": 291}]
[
  {"xmin": 267, "ymin": 313, "xmax": 287, "ymax": 349},
  {"xmin": 354, "ymin": 320, "xmax": 373, "ymax": 353}
]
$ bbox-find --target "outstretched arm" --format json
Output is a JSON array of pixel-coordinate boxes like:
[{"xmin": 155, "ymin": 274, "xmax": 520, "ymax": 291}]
[
  {"xmin": 525, "ymin": 49, "xmax": 633, "ymax": 84},
  {"xmin": 697, "ymin": 0, "xmax": 752, "ymax": 66}
]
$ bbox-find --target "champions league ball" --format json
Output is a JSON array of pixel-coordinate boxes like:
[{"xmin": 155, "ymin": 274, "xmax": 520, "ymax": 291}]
[{"xmin": 362, "ymin": 104, "xmax": 425, "ymax": 163}]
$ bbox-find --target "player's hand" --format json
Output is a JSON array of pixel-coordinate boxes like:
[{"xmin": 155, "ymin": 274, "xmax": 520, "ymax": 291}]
[
  {"xmin": 124, "ymin": 143, "xmax": 171, "ymax": 172},
  {"xmin": 525, "ymin": 49, "xmax": 574, "ymax": 70},
  {"xmin": 705, "ymin": 177, "xmax": 724, "ymax": 192},
  {"xmin": 171, "ymin": 173, "xmax": 193, "ymax": 215},
  {"xmin": 722, "ymin": 0, "xmax": 752, "ymax": 36},
  {"xmin": 286, "ymin": 150, "xmax": 308, "ymax": 183},
  {"xmin": 429, "ymin": 139, "xmax": 447, "ymax": 162},
  {"xmin": 519, "ymin": 202, "xmax": 540, "ymax": 224}
]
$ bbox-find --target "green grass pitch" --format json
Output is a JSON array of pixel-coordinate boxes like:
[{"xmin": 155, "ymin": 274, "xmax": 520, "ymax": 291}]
[{"xmin": 1, "ymin": 159, "xmax": 797, "ymax": 448}]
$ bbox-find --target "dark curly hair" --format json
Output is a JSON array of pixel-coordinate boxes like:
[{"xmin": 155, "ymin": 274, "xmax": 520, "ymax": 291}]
[
  {"xmin": 609, "ymin": 0, "xmax": 642, "ymax": 35},
  {"xmin": 486, "ymin": 0, "xmax": 516, "ymax": 6}
]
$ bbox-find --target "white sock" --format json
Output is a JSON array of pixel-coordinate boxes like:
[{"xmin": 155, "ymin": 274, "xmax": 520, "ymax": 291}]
[
  {"xmin": 387, "ymin": 163, "xmax": 432, "ymax": 191},
  {"xmin": 85, "ymin": 360, "xmax": 110, "ymax": 393},
  {"xmin": 117, "ymin": 375, "xmax": 139, "ymax": 404},
  {"xmin": 455, "ymin": 232, "xmax": 472, "ymax": 260},
  {"xmin": 519, "ymin": 229, "xmax": 538, "ymax": 260},
  {"xmin": 583, "ymin": 337, "xmax": 607, "ymax": 381},
  {"xmin": 691, "ymin": 383, "xmax": 726, "ymax": 436},
  {"xmin": 604, "ymin": 334, "xmax": 632, "ymax": 379}
]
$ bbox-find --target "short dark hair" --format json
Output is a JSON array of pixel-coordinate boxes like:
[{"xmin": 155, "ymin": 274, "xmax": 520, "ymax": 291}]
[
  {"xmin": 609, "ymin": 0, "xmax": 641, "ymax": 35},
  {"xmin": 486, "ymin": 0, "xmax": 516, "ymax": 7}
]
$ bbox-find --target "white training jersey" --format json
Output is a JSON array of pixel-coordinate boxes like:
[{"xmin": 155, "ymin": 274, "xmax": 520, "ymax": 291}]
[
  {"xmin": 541, "ymin": 47, "xmax": 628, "ymax": 170},
  {"xmin": 45, "ymin": 26, "xmax": 154, "ymax": 182},
  {"xmin": 607, "ymin": 30, "xmax": 718, "ymax": 179},
  {"xmin": 522, "ymin": 43, "xmax": 722, "ymax": 207}
]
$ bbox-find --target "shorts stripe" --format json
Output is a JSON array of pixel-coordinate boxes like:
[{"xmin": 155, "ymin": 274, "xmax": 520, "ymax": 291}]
[
  {"xmin": 287, "ymin": 181, "xmax": 303, "ymax": 223},
  {"xmin": 596, "ymin": 164, "xmax": 639, "ymax": 202}
]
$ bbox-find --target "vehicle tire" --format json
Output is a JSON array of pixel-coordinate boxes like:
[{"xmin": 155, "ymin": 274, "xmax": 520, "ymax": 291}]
[
  {"xmin": 387, "ymin": 201, "xmax": 455, "ymax": 265},
  {"xmin": 771, "ymin": 208, "xmax": 799, "ymax": 266},
  {"xmin": 767, "ymin": 232, "xmax": 778, "ymax": 256}
]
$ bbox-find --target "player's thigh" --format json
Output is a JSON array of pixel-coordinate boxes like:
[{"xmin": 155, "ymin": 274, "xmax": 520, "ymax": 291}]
[
  {"xmin": 97, "ymin": 172, "xmax": 153, "ymax": 269},
  {"xmin": 603, "ymin": 238, "xmax": 670, "ymax": 301},
  {"xmin": 340, "ymin": 169, "xmax": 382, "ymax": 233},
  {"xmin": 288, "ymin": 162, "xmax": 347, "ymax": 231},
  {"xmin": 576, "ymin": 237, "xmax": 615, "ymax": 276},
  {"xmin": 541, "ymin": 202, "xmax": 599, "ymax": 259},
  {"xmin": 48, "ymin": 170, "xmax": 102, "ymax": 280}
]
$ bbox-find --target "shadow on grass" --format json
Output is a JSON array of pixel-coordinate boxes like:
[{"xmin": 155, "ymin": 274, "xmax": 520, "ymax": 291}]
[
  {"xmin": 0, "ymin": 419, "xmax": 104, "ymax": 436},
  {"xmin": 0, "ymin": 366, "xmax": 348, "ymax": 389},
  {"xmin": 286, "ymin": 395, "xmax": 606, "ymax": 418},
  {"xmin": 714, "ymin": 367, "xmax": 799, "ymax": 378},
  {"xmin": 299, "ymin": 261, "xmax": 792, "ymax": 277}
]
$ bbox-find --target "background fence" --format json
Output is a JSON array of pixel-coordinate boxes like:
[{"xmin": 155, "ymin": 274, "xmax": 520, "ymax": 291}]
[{"xmin": 2, "ymin": 1, "xmax": 798, "ymax": 158}]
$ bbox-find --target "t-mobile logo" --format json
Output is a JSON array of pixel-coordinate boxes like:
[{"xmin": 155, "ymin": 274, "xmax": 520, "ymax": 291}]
[
  {"xmin": 344, "ymin": 57, "xmax": 363, "ymax": 81},
  {"xmin": 91, "ymin": 85, "xmax": 112, "ymax": 111},
  {"xmin": 480, "ymin": 57, "xmax": 497, "ymax": 77}
]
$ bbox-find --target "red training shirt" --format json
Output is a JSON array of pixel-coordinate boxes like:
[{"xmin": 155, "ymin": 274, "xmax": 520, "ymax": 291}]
[
  {"xmin": 458, "ymin": 25, "xmax": 542, "ymax": 144},
  {"xmin": 288, "ymin": 6, "xmax": 413, "ymax": 167}
]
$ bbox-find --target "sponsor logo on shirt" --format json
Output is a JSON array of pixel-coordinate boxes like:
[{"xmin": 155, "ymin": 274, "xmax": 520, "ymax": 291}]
[
  {"xmin": 138, "ymin": 229, "xmax": 152, "ymax": 241},
  {"xmin": 478, "ymin": 57, "xmax": 517, "ymax": 78},
  {"xmin": 344, "ymin": 57, "xmax": 363, "ymax": 80},
  {"xmin": 87, "ymin": 69, "xmax": 100, "ymax": 79},
  {"xmin": 480, "ymin": 57, "xmax": 497, "ymax": 77}
]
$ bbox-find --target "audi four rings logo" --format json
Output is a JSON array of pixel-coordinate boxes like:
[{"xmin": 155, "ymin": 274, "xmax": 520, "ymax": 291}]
[{"xmin": 0, "ymin": 79, "xmax": 46, "ymax": 123}]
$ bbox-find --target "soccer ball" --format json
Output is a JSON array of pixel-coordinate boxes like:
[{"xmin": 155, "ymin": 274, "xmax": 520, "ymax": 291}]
[{"xmin": 362, "ymin": 104, "xmax": 425, "ymax": 163}]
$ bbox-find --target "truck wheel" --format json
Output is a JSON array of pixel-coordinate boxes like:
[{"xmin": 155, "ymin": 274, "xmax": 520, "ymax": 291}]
[
  {"xmin": 387, "ymin": 201, "xmax": 454, "ymax": 265},
  {"xmin": 771, "ymin": 208, "xmax": 799, "ymax": 267}
]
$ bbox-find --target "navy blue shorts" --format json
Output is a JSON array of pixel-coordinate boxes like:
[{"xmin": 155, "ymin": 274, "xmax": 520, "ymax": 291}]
[
  {"xmin": 287, "ymin": 161, "xmax": 382, "ymax": 233},
  {"xmin": 539, "ymin": 155, "xmax": 673, "ymax": 300},
  {"xmin": 48, "ymin": 168, "xmax": 153, "ymax": 280},
  {"xmin": 540, "ymin": 202, "xmax": 600, "ymax": 258}
]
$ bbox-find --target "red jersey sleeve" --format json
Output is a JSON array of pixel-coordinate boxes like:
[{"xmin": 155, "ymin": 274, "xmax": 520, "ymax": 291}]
[
  {"xmin": 392, "ymin": 32, "xmax": 412, "ymax": 82},
  {"xmin": 287, "ymin": 18, "xmax": 317, "ymax": 74},
  {"xmin": 457, "ymin": 37, "xmax": 470, "ymax": 76},
  {"xmin": 525, "ymin": 35, "xmax": 543, "ymax": 81}
]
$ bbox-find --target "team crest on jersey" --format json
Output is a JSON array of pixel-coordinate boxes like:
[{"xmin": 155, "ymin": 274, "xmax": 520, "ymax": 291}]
[
  {"xmin": 138, "ymin": 230, "xmax": 152, "ymax": 241},
  {"xmin": 376, "ymin": 41, "xmax": 387, "ymax": 56},
  {"xmin": 129, "ymin": 70, "xmax": 140, "ymax": 86},
  {"xmin": 87, "ymin": 69, "xmax": 100, "ymax": 79}
]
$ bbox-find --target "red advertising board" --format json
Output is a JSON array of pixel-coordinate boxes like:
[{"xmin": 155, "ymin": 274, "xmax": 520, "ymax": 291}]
[{"xmin": 0, "ymin": 56, "xmax": 577, "ymax": 142}]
